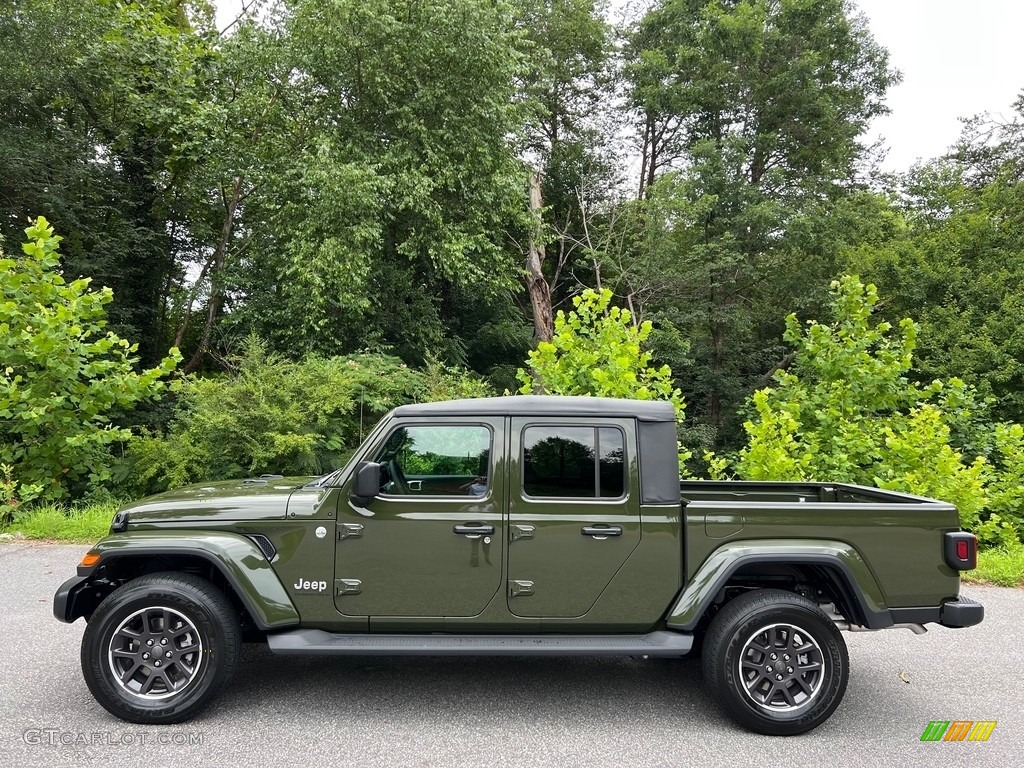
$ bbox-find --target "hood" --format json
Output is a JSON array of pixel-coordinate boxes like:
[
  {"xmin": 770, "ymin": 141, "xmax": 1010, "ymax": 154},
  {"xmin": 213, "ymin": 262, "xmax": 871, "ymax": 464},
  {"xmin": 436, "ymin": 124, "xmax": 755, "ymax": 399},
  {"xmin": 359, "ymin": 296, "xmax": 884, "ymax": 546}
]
[{"xmin": 118, "ymin": 476, "xmax": 318, "ymax": 526}]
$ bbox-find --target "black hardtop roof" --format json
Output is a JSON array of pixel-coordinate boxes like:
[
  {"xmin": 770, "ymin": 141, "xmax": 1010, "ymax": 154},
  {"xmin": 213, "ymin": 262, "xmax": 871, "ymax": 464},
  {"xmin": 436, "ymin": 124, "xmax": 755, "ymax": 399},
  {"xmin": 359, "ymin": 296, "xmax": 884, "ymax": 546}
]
[{"xmin": 392, "ymin": 395, "xmax": 676, "ymax": 423}]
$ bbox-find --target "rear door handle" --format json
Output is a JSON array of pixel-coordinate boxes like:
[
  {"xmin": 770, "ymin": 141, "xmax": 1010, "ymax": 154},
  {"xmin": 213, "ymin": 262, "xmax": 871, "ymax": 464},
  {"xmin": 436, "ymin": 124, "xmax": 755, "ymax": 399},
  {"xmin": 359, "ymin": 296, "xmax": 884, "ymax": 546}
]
[
  {"xmin": 581, "ymin": 525, "xmax": 622, "ymax": 538},
  {"xmin": 453, "ymin": 523, "xmax": 495, "ymax": 538}
]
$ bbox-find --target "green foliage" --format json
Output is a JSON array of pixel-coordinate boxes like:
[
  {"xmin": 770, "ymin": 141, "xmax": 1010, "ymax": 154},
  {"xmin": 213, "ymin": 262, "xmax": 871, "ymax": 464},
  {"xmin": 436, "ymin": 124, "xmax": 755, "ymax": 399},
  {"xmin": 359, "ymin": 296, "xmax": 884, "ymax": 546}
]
[
  {"xmin": 854, "ymin": 147, "xmax": 1024, "ymax": 427},
  {"xmin": 719, "ymin": 276, "xmax": 998, "ymax": 534},
  {"xmin": 0, "ymin": 218, "xmax": 179, "ymax": 504},
  {"xmin": 517, "ymin": 287, "xmax": 690, "ymax": 465},
  {"xmin": 620, "ymin": 0, "xmax": 898, "ymax": 443},
  {"xmin": 235, "ymin": 0, "xmax": 531, "ymax": 364},
  {"xmin": 518, "ymin": 288, "xmax": 684, "ymax": 409},
  {"xmin": 123, "ymin": 337, "xmax": 492, "ymax": 494},
  {"xmin": 0, "ymin": 0, "xmax": 226, "ymax": 364},
  {"xmin": 417, "ymin": 358, "xmax": 495, "ymax": 403},
  {"xmin": 981, "ymin": 424, "xmax": 1024, "ymax": 545},
  {"xmin": 125, "ymin": 337, "xmax": 419, "ymax": 493}
]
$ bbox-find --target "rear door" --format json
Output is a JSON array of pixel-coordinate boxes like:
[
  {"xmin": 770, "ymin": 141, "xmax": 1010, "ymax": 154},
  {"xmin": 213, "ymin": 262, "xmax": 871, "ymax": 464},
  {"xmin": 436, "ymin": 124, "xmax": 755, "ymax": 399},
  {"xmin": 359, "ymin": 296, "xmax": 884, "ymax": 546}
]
[
  {"xmin": 507, "ymin": 417, "xmax": 641, "ymax": 618},
  {"xmin": 334, "ymin": 417, "xmax": 504, "ymax": 620}
]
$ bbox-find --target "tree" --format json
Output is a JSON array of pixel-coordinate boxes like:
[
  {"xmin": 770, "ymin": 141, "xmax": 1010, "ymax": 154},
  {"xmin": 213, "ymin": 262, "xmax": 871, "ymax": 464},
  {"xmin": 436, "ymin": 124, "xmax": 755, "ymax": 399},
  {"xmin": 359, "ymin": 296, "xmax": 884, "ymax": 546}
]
[
  {"xmin": 0, "ymin": 218, "xmax": 179, "ymax": 511},
  {"xmin": 514, "ymin": 0, "xmax": 618, "ymax": 342},
  {"xmin": 712, "ymin": 276, "xmax": 988, "ymax": 529},
  {"xmin": 517, "ymin": 288, "xmax": 690, "ymax": 465},
  {"xmin": 620, "ymin": 0, "xmax": 898, "ymax": 442},
  {"xmin": 517, "ymin": 288, "xmax": 691, "ymax": 467},
  {"xmin": 0, "ymin": 0, "xmax": 226, "ymax": 365},
  {"xmin": 231, "ymin": 0, "xmax": 531, "ymax": 369},
  {"xmin": 851, "ymin": 95, "xmax": 1024, "ymax": 425}
]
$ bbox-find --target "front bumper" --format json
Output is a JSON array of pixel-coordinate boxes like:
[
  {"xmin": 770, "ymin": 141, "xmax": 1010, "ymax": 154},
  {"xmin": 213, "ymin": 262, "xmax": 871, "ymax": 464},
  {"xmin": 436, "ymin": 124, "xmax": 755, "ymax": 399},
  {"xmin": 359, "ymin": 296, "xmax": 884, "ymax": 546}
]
[{"xmin": 53, "ymin": 575, "xmax": 89, "ymax": 623}]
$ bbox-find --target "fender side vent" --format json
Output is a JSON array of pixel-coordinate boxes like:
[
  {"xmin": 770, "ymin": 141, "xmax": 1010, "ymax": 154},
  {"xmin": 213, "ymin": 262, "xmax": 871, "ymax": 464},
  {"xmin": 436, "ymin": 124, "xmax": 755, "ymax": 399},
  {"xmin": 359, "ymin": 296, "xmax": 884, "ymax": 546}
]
[{"xmin": 247, "ymin": 534, "xmax": 277, "ymax": 560}]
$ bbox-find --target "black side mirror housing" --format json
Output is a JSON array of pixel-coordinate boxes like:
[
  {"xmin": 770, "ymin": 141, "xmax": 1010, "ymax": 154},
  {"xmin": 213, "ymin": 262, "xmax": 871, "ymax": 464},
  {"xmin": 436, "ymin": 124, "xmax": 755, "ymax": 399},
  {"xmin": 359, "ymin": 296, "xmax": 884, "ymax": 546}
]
[{"xmin": 351, "ymin": 461, "xmax": 381, "ymax": 505}]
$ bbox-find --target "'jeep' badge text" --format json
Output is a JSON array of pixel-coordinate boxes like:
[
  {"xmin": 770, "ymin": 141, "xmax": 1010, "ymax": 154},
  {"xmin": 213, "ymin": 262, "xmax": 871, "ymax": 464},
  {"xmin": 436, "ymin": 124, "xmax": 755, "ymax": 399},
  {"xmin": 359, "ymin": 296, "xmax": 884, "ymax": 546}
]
[{"xmin": 293, "ymin": 579, "xmax": 328, "ymax": 592}]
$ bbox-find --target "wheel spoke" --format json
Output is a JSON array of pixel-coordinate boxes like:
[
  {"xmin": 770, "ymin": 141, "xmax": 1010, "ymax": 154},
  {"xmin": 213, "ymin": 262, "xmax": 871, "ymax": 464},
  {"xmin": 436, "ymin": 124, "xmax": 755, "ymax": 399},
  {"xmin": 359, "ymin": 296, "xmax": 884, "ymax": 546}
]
[
  {"xmin": 779, "ymin": 683, "xmax": 798, "ymax": 706},
  {"xmin": 747, "ymin": 634, "xmax": 769, "ymax": 653},
  {"xmin": 140, "ymin": 670, "xmax": 164, "ymax": 694},
  {"xmin": 118, "ymin": 660, "xmax": 143, "ymax": 684}
]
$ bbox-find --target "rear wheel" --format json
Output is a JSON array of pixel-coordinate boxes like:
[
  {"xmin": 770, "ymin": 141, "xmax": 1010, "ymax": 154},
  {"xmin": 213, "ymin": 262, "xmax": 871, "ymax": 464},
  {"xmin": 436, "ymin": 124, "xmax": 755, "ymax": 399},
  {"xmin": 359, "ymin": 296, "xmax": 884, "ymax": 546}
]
[
  {"xmin": 702, "ymin": 588, "xmax": 848, "ymax": 736},
  {"xmin": 81, "ymin": 572, "xmax": 240, "ymax": 724}
]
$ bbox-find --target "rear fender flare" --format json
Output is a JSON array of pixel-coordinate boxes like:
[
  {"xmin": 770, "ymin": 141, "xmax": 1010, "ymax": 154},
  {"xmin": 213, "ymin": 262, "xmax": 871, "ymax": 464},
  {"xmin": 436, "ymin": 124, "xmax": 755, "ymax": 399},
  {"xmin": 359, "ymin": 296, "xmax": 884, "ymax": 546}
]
[{"xmin": 667, "ymin": 539, "xmax": 891, "ymax": 631}]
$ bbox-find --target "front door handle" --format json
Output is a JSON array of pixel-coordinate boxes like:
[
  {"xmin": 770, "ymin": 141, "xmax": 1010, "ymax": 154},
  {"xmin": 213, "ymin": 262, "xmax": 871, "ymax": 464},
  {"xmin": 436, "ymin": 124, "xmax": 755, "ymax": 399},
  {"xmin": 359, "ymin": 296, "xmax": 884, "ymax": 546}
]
[
  {"xmin": 453, "ymin": 523, "xmax": 495, "ymax": 538},
  {"xmin": 581, "ymin": 525, "xmax": 622, "ymax": 538}
]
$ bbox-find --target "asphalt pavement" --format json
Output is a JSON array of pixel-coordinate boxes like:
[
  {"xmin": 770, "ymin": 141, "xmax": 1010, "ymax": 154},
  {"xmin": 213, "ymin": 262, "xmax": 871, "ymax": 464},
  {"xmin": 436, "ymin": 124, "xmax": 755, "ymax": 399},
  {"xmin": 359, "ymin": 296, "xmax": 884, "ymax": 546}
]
[{"xmin": 1, "ymin": 542, "xmax": 1020, "ymax": 768}]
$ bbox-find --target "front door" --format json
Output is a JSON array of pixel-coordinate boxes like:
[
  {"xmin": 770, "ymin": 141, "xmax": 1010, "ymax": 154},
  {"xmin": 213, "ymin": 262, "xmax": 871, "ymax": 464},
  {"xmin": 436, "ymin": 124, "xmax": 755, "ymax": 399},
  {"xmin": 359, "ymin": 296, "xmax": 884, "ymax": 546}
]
[
  {"xmin": 334, "ymin": 418, "xmax": 504, "ymax": 619},
  {"xmin": 507, "ymin": 417, "xmax": 641, "ymax": 618}
]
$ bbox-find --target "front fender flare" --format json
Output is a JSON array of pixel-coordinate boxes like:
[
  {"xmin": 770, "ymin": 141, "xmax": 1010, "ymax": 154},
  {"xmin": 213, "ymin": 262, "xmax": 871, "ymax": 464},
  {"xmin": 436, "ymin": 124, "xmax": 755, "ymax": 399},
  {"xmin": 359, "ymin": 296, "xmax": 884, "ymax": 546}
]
[
  {"xmin": 667, "ymin": 539, "xmax": 891, "ymax": 630},
  {"xmin": 69, "ymin": 530, "xmax": 300, "ymax": 630}
]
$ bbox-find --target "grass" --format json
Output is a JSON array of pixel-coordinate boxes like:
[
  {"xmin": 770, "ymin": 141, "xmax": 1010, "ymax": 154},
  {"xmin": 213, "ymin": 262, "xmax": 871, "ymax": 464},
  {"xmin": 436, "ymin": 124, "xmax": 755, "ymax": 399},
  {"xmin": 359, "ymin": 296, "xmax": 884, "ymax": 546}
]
[
  {"xmin": 964, "ymin": 545, "xmax": 1024, "ymax": 588},
  {"xmin": 0, "ymin": 501, "xmax": 118, "ymax": 543}
]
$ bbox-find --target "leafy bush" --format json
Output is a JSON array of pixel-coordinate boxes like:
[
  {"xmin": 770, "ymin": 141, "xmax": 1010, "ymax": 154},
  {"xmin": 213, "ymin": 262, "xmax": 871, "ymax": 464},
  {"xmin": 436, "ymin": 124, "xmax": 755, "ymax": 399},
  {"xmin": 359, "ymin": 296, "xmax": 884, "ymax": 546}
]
[
  {"xmin": 517, "ymin": 287, "xmax": 691, "ymax": 466},
  {"xmin": 0, "ymin": 217, "xmax": 178, "ymax": 515},
  {"xmin": 711, "ymin": 275, "xmax": 1021, "ymax": 543},
  {"xmin": 123, "ymin": 337, "xmax": 492, "ymax": 495}
]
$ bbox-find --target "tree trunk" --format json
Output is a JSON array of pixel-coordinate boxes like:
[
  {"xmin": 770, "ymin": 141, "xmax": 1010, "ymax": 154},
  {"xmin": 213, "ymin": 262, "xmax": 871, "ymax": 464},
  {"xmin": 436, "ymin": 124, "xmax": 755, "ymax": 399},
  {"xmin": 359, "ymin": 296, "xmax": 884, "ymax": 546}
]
[
  {"xmin": 182, "ymin": 176, "xmax": 244, "ymax": 373},
  {"xmin": 525, "ymin": 171, "xmax": 553, "ymax": 343}
]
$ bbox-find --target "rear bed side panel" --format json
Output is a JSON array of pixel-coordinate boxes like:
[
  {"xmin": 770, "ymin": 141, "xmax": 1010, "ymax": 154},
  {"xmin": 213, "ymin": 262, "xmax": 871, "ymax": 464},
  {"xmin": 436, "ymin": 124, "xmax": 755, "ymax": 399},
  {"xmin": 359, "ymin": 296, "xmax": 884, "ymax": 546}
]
[{"xmin": 683, "ymin": 500, "xmax": 961, "ymax": 608}]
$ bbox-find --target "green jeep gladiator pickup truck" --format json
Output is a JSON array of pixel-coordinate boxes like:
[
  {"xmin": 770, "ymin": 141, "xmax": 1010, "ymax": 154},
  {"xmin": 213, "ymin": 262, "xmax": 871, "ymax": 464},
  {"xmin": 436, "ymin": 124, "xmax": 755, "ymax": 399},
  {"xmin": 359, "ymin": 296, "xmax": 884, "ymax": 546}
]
[{"xmin": 54, "ymin": 396, "xmax": 983, "ymax": 735}]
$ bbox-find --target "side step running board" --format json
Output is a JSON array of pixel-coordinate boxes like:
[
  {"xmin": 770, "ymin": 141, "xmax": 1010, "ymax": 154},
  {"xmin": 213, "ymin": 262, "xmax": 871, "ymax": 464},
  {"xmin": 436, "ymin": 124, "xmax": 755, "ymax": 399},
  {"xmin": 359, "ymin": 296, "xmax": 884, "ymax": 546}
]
[{"xmin": 266, "ymin": 629, "xmax": 694, "ymax": 657}]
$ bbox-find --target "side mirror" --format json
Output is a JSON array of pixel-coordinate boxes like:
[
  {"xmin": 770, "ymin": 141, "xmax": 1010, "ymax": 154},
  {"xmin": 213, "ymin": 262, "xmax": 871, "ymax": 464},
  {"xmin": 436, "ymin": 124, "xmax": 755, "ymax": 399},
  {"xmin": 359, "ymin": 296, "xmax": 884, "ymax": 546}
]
[{"xmin": 351, "ymin": 461, "xmax": 381, "ymax": 505}]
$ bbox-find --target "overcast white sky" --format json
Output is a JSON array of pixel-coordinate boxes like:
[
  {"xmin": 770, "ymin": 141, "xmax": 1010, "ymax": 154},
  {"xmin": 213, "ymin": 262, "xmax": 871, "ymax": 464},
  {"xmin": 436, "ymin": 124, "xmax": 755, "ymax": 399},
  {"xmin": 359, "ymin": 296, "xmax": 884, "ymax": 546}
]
[
  {"xmin": 853, "ymin": 0, "xmax": 1023, "ymax": 170},
  {"xmin": 214, "ymin": 0, "xmax": 1024, "ymax": 172}
]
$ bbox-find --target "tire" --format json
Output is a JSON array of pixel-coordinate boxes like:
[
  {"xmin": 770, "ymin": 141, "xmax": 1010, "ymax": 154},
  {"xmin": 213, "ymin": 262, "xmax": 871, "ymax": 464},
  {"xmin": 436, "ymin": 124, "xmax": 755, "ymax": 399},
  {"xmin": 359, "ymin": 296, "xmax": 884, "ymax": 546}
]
[
  {"xmin": 81, "ymin": 572, "xmax": 240, "ymax": 724},
  {"xmin": 701, "ymin": 588, "xmax": 849, "ymax": 736}
]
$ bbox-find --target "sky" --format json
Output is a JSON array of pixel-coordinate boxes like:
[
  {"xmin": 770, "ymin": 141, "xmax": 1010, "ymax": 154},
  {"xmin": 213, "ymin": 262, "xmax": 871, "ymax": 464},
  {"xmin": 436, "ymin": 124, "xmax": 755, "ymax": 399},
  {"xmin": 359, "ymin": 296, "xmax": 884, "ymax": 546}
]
[
  {"xmin": 214, "ymin": 0, "xmax": 1024, "ymax": 173},
  {"xmin": 853, "ymin": 0, "xmax": 1024, "ymax": 170}
]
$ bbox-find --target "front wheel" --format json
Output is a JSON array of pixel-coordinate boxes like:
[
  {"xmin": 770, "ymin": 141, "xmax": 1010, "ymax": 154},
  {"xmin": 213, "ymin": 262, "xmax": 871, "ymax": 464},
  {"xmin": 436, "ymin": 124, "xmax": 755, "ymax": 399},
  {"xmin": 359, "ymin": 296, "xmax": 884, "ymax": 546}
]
[
  {"xmin": 702, "ymin": 588, "xmax": 849, "ymax": 736},
  {"xmin": 81, "ymin": 572, "xmax": 240, "ymax": 724}
]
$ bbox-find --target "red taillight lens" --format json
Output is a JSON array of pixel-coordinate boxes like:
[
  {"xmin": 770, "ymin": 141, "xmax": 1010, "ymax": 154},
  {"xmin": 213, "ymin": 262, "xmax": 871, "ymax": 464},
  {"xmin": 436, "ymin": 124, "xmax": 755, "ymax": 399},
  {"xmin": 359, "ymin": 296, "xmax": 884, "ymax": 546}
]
[{"xmin": 944, "ymin": 531, "xmax": 977, "ymax": 570}]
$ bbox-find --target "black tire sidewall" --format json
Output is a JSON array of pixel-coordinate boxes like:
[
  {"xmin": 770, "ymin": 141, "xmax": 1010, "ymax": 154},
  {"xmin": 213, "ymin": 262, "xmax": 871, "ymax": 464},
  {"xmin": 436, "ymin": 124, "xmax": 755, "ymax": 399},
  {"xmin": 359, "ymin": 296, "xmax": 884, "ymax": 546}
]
[
  {"xmin": 81, "ymin": 576, "xmax": 238, "ymax": 724},
  {"xmin": 705, "ymin": 591, "xmax": 849, "ymax": 736}
]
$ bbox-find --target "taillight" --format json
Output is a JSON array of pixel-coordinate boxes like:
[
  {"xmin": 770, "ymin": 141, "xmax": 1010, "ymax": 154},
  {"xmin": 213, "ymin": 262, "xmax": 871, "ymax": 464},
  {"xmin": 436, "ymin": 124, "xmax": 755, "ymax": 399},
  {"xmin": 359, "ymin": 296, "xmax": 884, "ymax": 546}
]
[{"xmin": 944, "ymin": 532, "xmax": 977, "ymax": 571}]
